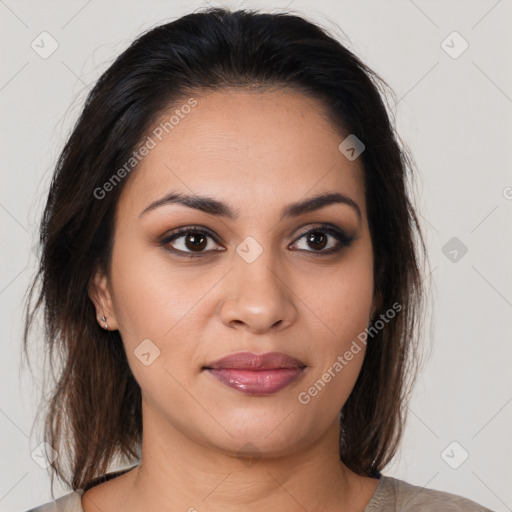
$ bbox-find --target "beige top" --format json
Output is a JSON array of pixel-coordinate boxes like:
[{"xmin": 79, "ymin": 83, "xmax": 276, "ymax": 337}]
[{"xmin": 26, "ymin": 474, "xmax": 494, "ymax": 511}]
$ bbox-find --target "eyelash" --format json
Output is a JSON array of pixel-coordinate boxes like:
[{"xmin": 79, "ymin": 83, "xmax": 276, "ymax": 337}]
[{"xmin": 159, "ymin": 224, "xmax": 355, "ymax": 259}]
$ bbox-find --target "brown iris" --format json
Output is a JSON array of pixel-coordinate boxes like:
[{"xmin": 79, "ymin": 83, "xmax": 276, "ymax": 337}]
[
  {"xmin": 307, "ymin": 231, "xmax": 328, "ymax": 251},
  {"xmin": 185, "ymin": 233, "xmax": 208, "ymax": 251}
]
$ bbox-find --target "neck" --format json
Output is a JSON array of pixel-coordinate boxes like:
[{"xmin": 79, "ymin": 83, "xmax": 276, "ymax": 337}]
[{"xmin": 119, "ymin": 408, "xmax": 367, "ymax": 511}]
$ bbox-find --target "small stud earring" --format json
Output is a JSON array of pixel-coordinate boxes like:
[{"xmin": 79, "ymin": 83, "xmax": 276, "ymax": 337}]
[{"xmin": 100, "ymin": 315, "xmax": 108, "ymax": 330}]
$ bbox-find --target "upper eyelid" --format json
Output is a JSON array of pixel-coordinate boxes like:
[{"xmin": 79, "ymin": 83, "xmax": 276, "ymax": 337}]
[
  {"xmin": 293, "ymin": 223, "xmax": 345, "ymax": 237},
  {"xmin": 162, "ymin": 225, "xmax": 220, "ymax": 243}
]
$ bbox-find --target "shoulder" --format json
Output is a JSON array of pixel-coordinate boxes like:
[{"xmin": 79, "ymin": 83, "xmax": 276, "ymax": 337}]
[
  {"xmin": 365, "ymin": 475, "xmax": 495, "ymax": 511},
  {"xmin": 25, "ymin": 491, "xmax": 84, "ymax": 512},
  {"xmin": 25, "ymin": 465, "xmax": 136, "ymax": 512}
]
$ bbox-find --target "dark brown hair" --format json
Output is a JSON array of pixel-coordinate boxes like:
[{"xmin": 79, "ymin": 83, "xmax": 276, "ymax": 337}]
[{"xmin": 24, "ymin": 7, "xmax": 428, "ymax": 492}]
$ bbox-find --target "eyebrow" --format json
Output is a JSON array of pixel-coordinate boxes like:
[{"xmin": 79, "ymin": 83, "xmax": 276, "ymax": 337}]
[{"xmin": 139, "ymin": 191, "xmax": 362, "ymax": 222}]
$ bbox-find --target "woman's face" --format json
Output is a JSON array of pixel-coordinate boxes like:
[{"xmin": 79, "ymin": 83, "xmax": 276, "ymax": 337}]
[{"xmin": 91, "ymin": 88, "xmax": 375, "ymax": 458}]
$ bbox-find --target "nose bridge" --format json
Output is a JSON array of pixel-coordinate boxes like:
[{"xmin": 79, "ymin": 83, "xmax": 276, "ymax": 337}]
[
  {"xmin": 236, "ymin": 243, "xmax": 283, "ymax": 297},
  {"xmin": 220, "ymin": 237, "xmax": 297, "ymax": 333}
]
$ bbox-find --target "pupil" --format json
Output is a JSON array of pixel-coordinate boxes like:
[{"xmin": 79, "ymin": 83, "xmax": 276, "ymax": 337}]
[
  {"xmin": 308, "ymin": 231, "xmax": 327, "ymax": 250},
  {"xmin": 186, "ymin": 233, "xmax": 207, "ymax": 251}
]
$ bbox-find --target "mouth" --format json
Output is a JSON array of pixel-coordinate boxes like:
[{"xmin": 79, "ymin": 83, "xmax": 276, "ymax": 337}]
[{"xmin": 203, "ymin": 351, "xmax": 307, "ymax": 396}]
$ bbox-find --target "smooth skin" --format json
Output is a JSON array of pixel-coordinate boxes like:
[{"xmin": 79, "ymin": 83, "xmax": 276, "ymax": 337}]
[{"xmin": 86, "ymin": 88, "xmax": 380, "ymax": 511}]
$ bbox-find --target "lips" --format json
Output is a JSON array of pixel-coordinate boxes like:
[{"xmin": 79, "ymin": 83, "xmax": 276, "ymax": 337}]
[{"xmin": 203, "ymin": 351, "xmax": 306, "ymax": 395}]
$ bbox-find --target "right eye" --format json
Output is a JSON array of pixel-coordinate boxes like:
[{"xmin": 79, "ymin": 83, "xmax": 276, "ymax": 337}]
[{"xmin": 160, "ymin": 226, "xmax": 225, "ymax": 258}]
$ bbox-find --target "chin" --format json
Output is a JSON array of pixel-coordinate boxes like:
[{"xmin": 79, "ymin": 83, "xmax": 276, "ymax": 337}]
[{"xmin": 200, "ymin": 411, "xmax": 316, "ymax": 459}]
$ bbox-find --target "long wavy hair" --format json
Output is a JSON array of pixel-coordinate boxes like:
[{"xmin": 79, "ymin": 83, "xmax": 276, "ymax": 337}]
[{"xmin": 23, "ymin": 7, "xmax": 429, "ymax": 492}]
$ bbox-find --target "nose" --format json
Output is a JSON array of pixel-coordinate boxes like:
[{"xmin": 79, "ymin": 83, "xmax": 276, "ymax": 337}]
[{"xmin": 219, "ymin": 254, "xmax": 298, "ymax": 335}]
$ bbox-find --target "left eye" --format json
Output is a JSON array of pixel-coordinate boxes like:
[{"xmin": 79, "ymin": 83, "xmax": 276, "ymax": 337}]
[{"xmin": 290, "ymin": 226, "xmax": 354, "ymax": 253}]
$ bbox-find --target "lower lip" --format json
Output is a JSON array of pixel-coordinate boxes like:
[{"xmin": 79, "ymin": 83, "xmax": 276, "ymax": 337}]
[{"xmin": 206, "ymin": 368, "xmax": 305, "ymax": 395}]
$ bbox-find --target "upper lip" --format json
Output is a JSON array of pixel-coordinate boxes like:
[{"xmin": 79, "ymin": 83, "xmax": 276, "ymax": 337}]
[{"xmin": 204, "ymin": 351, "xmax": 306, "ymax": 370}]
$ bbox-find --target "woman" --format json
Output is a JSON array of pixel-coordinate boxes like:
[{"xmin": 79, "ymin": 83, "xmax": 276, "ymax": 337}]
[{"xmin": 24, "ymin": 7, "xmax": 493, "ymax": 511}]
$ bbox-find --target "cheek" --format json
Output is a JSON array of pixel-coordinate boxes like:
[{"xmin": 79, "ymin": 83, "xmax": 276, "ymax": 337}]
[
  {"xmin": 306, "ymin": 249, "xmax": 374, "ymax": 341},
  {"xmin": 107, "ymin": 243, "xmax": 200, "ymax": 401},
  {"xmin": 297, "ymin": 248, "xmax": 373, "ymax": 402},
  {"xmin": 109, "ymin": 236, "xmax": 200, "ymax": 339},
  {"xmin": 107, "ymin": 237, "xmax": 222, "ymax": 376}
]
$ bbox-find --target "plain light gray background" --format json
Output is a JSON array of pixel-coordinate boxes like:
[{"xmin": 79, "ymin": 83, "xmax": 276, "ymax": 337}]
[{"xmin": 1, "ymin": 0, "xmax": 511, "ymax": 510}]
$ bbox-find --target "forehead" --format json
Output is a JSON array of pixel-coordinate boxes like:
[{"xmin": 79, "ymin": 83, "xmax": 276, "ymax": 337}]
[{"xmin": 119, "ymin": 88, "xmax": 366, "ymax": 221}]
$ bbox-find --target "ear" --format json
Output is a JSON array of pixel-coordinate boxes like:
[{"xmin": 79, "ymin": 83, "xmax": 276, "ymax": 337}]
[{"xmin": 88, "ymin": 268, "xmax": 119, "ymax": 331}]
